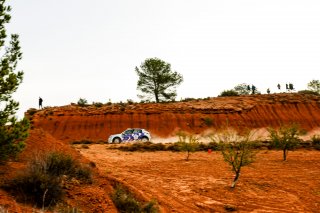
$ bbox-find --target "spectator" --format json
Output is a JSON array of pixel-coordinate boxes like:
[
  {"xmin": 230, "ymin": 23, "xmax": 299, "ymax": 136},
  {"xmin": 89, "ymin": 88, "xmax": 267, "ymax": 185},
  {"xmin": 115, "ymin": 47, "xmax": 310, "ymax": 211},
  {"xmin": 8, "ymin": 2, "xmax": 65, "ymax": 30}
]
[{"xmin": 39, "ymin": 97, "xmax": 43, "ymax": 109}]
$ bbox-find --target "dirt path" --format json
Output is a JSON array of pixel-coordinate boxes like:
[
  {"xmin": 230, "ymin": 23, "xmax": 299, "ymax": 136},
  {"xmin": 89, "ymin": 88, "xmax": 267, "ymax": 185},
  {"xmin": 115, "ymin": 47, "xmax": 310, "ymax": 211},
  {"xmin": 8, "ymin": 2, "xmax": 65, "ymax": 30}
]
[{"xmin": 77, "ymin": 145, "xmax": 320, "ymax": 212}]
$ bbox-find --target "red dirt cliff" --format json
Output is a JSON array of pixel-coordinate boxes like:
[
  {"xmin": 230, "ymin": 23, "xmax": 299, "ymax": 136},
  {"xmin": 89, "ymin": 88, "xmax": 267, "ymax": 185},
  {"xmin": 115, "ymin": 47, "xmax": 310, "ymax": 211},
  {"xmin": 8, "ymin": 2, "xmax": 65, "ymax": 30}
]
[{"xmin": 28, "ymin": 93, "xmax": 320, "ymax": 142}]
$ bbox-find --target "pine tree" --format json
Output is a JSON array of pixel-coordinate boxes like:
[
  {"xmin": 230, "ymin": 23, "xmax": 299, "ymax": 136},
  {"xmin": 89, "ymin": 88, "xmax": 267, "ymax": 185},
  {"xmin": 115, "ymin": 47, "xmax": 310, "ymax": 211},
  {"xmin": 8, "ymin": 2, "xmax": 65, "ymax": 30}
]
[
  {"xmin": 0, "ymin": 0, "xmax": 29, "ymax": 163},
  {"xmin": 135, "ymin": 58, "xmax": 183, "ymax": 103}
]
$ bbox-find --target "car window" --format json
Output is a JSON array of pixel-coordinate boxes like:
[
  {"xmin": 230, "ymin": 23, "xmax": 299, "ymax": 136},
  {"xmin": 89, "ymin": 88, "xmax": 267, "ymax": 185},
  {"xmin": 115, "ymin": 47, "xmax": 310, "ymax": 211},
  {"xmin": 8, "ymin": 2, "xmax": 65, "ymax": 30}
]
[
  {"xmin": 124, "ymin": 129, "xmax": 133, "ymax": 134},
  {"xmin": 133, "ymin": 129, "xmax": 142, "ymax": 133}
]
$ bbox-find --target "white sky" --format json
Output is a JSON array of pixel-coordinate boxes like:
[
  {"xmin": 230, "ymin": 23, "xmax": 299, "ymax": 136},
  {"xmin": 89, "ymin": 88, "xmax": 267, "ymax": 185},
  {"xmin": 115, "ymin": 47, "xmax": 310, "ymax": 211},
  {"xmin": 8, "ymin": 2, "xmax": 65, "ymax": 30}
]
[{"xmin": 6, "ymin": 0, "xmax": 320, "ymax": 118}]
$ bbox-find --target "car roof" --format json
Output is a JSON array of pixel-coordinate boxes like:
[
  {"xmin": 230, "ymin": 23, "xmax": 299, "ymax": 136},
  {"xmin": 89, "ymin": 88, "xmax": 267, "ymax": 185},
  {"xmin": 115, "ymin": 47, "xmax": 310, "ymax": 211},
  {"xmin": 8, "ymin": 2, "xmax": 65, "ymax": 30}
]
[{"xmin": 126, "ymin": 128, "xmax": 144, "ymax": 130}]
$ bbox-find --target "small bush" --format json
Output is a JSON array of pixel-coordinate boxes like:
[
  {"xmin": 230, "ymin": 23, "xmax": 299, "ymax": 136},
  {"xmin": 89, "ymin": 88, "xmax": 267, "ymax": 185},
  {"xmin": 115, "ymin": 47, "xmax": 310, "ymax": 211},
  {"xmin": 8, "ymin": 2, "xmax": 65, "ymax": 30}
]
[
  {"xmin": 4, "ymin": 152, "xmax": 92, "ymax": 207},
  {"xmin": 72, "ymin": 140, "xmax": 94, "ymax": 144},
  {"xmin": 111, "ymin": 184, "xmax": 158, "ymax": 213},
  {"xmin": 298, "ymin": 90, "xmax": 319, "ymax": 96},
  {"xmin": 177, "ymin": 132, "xmax": 199, "ymax": 161},
  {"xmin": 198, "ymin": 142, "xmax": 219, "ymax": 151},
  {"xmin": 211, "ymin": 129, "xmax": 256, "ymax": 188},
  {"xmin": 166, "ymin": 143, "xmax": 181, "ymax": 152},
  {"xmin": 218, "ymin": 90, "xmax": 239, "ymax": 97},
  {"xmin": 311, "ymin": 135, "xmax": 320, "ymax": 150},
  {"xmin": 6, "ymin": 163, "xmax": 64, "ymax": 207},
  {"xmin": 27, "ymin": 108, "xmax": 38, "ymax": 116},
  {"xmin": 127, "ymin": 99, "xmax": 134, "ymax": 104},
  {"xmin": 74, "ymin": 165, "xmax": 93, "ymax": 183},
  {"xmin": 111, "ymin": 185, "xmax": 141, "ymax": 212},
  {"xmin": 142, "ymin": 199, "xmax": 158, "ymax": 213},
  {"xmin": 268, "ymin": 124, "xmax": 303, "ymax": 160},
  {"xmin": 118, "ymin": 142, "xmax": 166, "ymax": 152},
  {"xmin": 44, "ymin": 152, "xmax": 76, "ymax": 177},
  {"xmin": 202, "ymin": 117, "xmax": 213, "ymax": 126},
  {"xmin": 93, "ymin": 102, "xmax": 103, "ymax": 107},
  {"xmin": 77, "ymin": 98, "xmax": 88, "ymax": 107},
  {"xmin": 181, "ymin": 97, "xmax": 195, "ymax": 102}
]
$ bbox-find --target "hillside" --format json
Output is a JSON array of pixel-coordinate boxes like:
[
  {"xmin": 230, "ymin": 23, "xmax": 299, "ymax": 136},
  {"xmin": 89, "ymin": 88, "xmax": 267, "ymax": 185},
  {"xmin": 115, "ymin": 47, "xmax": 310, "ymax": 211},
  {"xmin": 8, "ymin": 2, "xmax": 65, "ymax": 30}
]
[
  {"xmin": 28, "ymin": 93, "xmax": 320, "ymax": 142},
  {"xmin": 0, "ymin": 129, "xmax": 117, "ymax": 212}
]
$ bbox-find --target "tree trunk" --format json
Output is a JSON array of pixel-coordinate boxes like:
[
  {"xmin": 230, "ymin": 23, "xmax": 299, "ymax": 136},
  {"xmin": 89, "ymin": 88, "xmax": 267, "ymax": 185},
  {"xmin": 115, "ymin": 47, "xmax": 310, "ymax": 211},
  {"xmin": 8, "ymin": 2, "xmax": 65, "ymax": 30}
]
[
  {"xmin": 231, "ymin": 171, "xmax": 240, "ymax": 188},
  {"xmin": 155, "ymin": 92, "xmax": 159, "ymax": 103},
  {"xmin": 283, "ymin": 149, "xmax": 287, "ymax": 161},
  {"xmin": 186, "ymin": 151, "xmax": 190, "ymax": 161}
]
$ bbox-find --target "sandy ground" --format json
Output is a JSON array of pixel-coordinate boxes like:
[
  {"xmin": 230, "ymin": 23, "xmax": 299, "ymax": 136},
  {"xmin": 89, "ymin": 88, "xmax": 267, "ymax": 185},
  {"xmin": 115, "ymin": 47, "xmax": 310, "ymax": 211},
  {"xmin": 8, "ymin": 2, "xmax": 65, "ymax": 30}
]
[{"xmin": 77, "ymin": 144, "xmax": 320, "ymax": 213}]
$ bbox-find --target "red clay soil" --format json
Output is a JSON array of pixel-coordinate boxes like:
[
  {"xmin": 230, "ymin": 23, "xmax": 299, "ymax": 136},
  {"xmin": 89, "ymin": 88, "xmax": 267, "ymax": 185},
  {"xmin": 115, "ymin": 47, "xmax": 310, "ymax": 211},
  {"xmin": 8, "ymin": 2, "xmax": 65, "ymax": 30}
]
[
  {"xmin": 79, "ymin": 145, "xmax": 320, "ymax": 213},
  {"xmin": 0, "ymin": 129, "xmax": 117, "ymax": 213},
  {"xmin": 2, "ymin": 93, "xmax": 320, "ymax": 212},
  {"xmin": 28, "ymin": 93, "xmax": 320, "ymax": 142}
]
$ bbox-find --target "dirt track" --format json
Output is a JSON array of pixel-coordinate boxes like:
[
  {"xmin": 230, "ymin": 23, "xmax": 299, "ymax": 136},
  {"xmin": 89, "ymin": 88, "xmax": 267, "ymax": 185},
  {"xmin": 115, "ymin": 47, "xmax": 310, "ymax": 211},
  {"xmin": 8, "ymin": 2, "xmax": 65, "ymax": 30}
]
[{"xmin": 77, "ymin": 145, "xmax": 320, "ymax": 213}]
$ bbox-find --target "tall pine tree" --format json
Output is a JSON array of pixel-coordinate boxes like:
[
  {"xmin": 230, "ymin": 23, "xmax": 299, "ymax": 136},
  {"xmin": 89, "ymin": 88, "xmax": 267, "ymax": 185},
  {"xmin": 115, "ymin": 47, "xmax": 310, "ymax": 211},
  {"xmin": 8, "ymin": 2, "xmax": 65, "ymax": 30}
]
[
  {"xmin": 0, "ymin": 0, "xmax": 29, "ymax": 163},
  {"xmin": 135, "ymin": 58, "xmax": 183, "ymax": 103}
]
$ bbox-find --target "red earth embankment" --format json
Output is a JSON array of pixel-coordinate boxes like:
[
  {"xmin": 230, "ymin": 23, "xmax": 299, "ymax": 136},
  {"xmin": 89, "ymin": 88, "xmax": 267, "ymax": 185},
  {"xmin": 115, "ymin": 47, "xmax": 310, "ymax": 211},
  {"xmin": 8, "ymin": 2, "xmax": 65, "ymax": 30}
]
[
  {"xmin": 0, "ymin": 129, "xmax": 117, "ymax": 212},
  {"xmin": 28, "ymin": 93, "xmax": 320, "ymax": 142}
]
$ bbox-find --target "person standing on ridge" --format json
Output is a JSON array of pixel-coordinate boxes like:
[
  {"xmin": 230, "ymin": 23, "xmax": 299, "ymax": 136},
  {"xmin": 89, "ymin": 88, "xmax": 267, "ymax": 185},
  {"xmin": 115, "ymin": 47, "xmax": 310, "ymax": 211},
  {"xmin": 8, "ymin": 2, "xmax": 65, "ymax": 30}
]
[
  {"xmin": 39, "ymin": 97, "xmax": 43, "ymax": 109},
  {"xmin": 277, "ymin": 83, "xmax": 281, "ymax": 91}
]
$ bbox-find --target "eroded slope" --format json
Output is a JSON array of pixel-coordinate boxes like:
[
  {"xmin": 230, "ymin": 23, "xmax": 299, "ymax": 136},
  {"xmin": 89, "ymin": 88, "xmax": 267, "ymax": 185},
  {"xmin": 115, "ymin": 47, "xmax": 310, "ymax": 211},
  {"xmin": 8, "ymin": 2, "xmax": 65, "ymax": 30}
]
[{"xmin": 29, "ymin": 93, "xmax": 320, "ymax": 142}]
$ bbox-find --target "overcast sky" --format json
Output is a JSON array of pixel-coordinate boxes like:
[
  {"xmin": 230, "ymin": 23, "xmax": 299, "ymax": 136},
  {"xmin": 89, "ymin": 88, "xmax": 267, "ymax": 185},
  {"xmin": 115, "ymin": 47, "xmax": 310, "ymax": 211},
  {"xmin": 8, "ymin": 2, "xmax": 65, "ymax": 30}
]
[{"xmin": 7, "ymin": 0, "xmax": 320, "ymax": 118}]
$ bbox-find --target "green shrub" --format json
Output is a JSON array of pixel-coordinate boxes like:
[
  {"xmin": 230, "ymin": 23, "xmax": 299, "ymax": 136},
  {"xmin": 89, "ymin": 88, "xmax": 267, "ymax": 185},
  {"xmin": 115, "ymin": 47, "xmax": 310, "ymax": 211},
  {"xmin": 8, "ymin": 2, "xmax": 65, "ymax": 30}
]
[
  {"xmin": 210, "ymin": 129, "xmax": 256, "ymax": 188},
  {"xmin": 177, "ymin": 132, "xmax": 199, "ymax": 161},
  {"xmin": 181, "ymin": 97, "xmax": 195, "ymax": 102},
  {"xmin": 118, "ymin": 142, "xmax": 166, "ymax": 152},
  {"xmin": 268, "ymin": 124, "xmax": 303, "ymax": 161},
  {"xmin": 27, "ymin": 108, "xmax": 38, "ymax": 116},
  {"xmin": 111, "ymin": 184, "xmax": 141, "ymax": 212},
  {"xmin": 44, "ymin": 152, "xmax": 76, "ymax": 177},
  {"xmin": 298, "ymin": 90, "xmax": 319, "ymax": 96},
  {"xmin": 311, "ymin": 135, "xmax": 320, "ymax": 150},
  {"xmin": 111, "ymin": 184, "xmax": 158, "ymax": 213},
  {"xmin": 93, "ymin": 102, "xmax": 103, "ymax": 107},
  {"xmin": 4, "ymin": 152, "xmax": 92, "ymax": 207},
  {"xmin": 127, "ymin": 99, "xmax": 134, "ymax": 104},
  {"xmin": 6, "ymin": 162, "xmax": 64, "ymax": 207},
  {"xmin": 74, "ymin": 165, "xmax": 93, "ymax": 183},
  {"xmin": 218, "ymin": 90, "xmax": 239, "ymax": 97},
  {"xmin": 77, "ymin": 98, "xmax": 88, "ymax": 107},
  {"xmin": 198, "ymin": 142, "xmax": 219, "ymax": 151},
  {"xmin": 202, "ymin": 117, "xmax": 213, "ymax": 126},
  {"xmin": 166, "ymin": 143, "xmax": 181, "ymax": 152},
  {"xmin": 141, "ymin": 199, "xmax": 158, "ymax": 213},
  {"xmin": 72, "ymin": 140, "xmax": 94, "ymax": 144}
]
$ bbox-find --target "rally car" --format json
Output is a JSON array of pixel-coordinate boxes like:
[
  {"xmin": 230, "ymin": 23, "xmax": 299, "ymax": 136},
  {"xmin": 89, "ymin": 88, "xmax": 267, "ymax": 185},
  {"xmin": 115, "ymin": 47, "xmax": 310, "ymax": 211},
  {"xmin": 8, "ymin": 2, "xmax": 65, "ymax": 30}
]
[{"xmin": 108, "ymin": 128, "xmax": 151, "ymax": 143}]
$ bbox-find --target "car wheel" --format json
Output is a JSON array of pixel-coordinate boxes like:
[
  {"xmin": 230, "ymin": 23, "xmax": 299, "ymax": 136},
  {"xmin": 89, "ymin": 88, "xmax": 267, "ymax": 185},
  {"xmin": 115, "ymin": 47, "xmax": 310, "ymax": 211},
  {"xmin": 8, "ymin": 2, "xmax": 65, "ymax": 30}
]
[
  {"xmin": 141, "ymin": 137, "xmax": 149, "ymax": 142},
  {"xmin": 113, "ymin": 137, "xmax": 121, "ymax": 143}
]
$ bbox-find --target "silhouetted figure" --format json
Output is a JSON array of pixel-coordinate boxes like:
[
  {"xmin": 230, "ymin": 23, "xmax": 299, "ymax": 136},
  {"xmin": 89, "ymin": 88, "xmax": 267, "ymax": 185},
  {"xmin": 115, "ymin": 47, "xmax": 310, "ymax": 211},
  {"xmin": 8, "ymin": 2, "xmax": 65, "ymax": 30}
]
[
  {"xmin": 251, "ymin": 85, "xmax": 256, "ymax": 94},
  {"xmin": 267, "ymin": 88, "xmax": 270, "ymax": 94},
  {"xmin": 277, "ymin": 83, "xmax": 281, "ymax": 90},
  {"xmin": 289, "ymin": 83, "xmax": 294, "ymax": 91},
  {"xmin": 39, "ymin": 97, "xmax": 43, "ymax": 109}
]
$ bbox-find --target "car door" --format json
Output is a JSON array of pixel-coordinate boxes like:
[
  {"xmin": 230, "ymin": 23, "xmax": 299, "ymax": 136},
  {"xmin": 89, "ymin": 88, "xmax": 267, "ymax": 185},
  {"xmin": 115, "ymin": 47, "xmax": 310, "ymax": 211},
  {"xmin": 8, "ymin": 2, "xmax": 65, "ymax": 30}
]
[
  {"xmin": 122, "ymin": 129, "xmax": 134, "ymax": 141},
  {"xmin": 132, "ymin": 129, "xmax": 142, "ymax": 140}
]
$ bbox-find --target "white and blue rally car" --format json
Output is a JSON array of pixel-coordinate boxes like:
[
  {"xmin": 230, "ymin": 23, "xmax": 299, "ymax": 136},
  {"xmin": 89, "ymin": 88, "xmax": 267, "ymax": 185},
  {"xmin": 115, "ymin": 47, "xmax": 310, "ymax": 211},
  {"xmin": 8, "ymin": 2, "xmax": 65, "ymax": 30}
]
[{"xmin": 108, "ymin": 128, "xmax": 151, "ymax": 143}]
